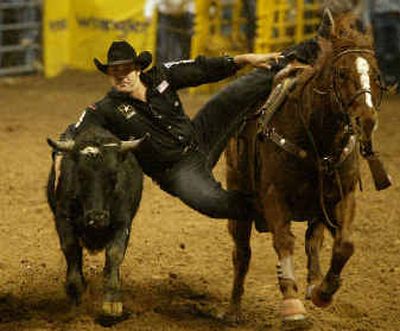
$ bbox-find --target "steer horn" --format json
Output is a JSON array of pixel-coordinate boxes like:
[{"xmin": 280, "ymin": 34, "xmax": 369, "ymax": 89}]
[
  {"xmin": 120, "ymin": 133, "xmax": 150, "ymax": 152},
  {"xmin": 47, "ymin": 138, "xmax": 75, "ymax": 152}
]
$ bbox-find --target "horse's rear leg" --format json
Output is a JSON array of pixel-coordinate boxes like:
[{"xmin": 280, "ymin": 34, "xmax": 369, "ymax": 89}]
[
  {"xmin": 305, "ymin": 221, "xmax": 325, "ymax": 300},
  {"xmin": 311, "ymin": 192, "xmax": 356, "ymax": 308},
  {"xmin": 225, "ymin": 134, "xmax": 254, "ymax": 322},
  {"xmin": 225, "ymin": 219, "xmax": 252, "ymax": 323}
]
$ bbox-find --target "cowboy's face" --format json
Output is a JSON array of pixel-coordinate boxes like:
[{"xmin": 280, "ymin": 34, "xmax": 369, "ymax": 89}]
[{"xmin": 108, "ymin": 63, "xmax": 140, "ymax": 93}]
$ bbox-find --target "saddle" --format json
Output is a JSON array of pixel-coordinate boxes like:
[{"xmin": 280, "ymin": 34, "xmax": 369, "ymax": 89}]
[{"xmin": 255, "ymin": 75, "xmax": 391, "ymax": 191}]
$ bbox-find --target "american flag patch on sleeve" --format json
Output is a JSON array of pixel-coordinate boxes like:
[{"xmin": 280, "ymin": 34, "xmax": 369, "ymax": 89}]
[{"xmin": 156, "ymin": 80, "xmax": 169, "ymax": 93}]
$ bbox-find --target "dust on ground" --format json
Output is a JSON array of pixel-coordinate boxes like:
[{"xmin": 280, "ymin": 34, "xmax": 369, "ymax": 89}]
[{"xmin": 0, "ymin": 71, "xmax": 399, "ymax": 330}]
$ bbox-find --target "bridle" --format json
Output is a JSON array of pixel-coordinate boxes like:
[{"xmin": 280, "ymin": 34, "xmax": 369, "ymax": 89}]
[
  {"xmin": 317, "ymin": 48, "xmax": 383, "ymax": 113},
  {"xmin": 256, "ymin": 47, "xmax": 383, "ymax": 229}
]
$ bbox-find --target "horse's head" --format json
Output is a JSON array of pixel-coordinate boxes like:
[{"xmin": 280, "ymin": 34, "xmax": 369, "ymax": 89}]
[{"xmin": 316, "ymin": 9, "xmax": 383, "ymax": 153}]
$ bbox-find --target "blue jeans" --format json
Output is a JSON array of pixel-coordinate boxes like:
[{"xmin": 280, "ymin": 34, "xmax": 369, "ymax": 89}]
[{"xmin": 157, "ymin": 69, "xmax": 274, "ymax": 221}]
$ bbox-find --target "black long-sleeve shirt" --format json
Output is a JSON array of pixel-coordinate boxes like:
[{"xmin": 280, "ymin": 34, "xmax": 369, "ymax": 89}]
[{"xmin": 69, "ymin": 55, "xmax": 240, "ymax": 176}]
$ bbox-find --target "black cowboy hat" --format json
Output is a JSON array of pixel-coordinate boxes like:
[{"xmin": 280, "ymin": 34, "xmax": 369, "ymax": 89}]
[{"xmin": 93, "ymin": 40, "xmax": 152, "ymax": 74}]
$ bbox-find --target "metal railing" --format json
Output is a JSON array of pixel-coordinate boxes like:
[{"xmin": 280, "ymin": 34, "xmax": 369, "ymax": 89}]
[
  {"xmin": 0, "ymin": 0, "xmax": 42, "ymax": 76},
  {"xmin": 256, "ymin": 0, "xmax": 321, "ymax": 53}
]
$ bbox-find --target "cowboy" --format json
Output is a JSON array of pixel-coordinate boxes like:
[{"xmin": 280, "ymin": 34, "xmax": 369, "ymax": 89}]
[{"xmin": 54, "ymin": 40, "xmax": 293, "ymax": 232}]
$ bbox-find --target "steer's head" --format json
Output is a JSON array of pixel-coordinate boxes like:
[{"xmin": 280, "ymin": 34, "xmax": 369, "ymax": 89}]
[{"xmin": 48, "ymin": 129, "xmax": 146, "ymax": 230}]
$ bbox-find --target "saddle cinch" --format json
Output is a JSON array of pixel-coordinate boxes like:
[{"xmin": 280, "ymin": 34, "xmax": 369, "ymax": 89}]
[{"xmin": 254, "ymin": 76, "xmax": 392, "ymax": 191}]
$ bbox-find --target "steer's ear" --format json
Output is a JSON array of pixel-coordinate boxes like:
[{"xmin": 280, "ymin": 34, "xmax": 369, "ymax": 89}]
[
  {"xmin": 47, "ymin": 138, "xmax": 75, "ymax": 152},
  {"xmin": 120, "ymin": 133, "xmax": 150, "ymax": 153}
]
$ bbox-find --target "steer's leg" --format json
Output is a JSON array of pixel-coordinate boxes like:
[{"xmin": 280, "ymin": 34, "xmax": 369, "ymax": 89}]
[
  {"xmin": 311, "ymin": 192, "xmax": 356, "ymax": 308},
  {"xmin": 102, "ymin": 226, "xmax": 130, "ymax": 320},
  {"xmin": 55, "ymin": 217, "xmax": 86, "ymax": 305},
  {"xmin": 305, "ymin": 220, "xmax": 325, "ymax": 300}
]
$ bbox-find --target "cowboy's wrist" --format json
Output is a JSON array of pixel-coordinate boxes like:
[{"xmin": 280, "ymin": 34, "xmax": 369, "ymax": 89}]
[{"xmin": 226, "ymin": 55, "xmax": 244, "ymax": 70}]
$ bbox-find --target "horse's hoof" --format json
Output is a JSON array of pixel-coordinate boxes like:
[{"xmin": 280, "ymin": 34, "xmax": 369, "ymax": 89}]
[
  {"xmin": 280, "ymin": 298, "xmax": 307, "ymax": 322},
  {"xmin": 218, "ymin": 305, "xmax": 244, "ymax": 325},
  {"xmin": 223, "ymin": 310, "xmax": 243, "ymax": 325},
  {"xmin": 311, "ymin": 286, "xmax": 333, "ymax": 308}
]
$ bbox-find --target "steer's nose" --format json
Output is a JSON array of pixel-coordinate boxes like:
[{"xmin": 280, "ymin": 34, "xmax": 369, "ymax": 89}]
[{"xmin": 85, "ymin": 210, "xmax": 110, "ymax": 229}]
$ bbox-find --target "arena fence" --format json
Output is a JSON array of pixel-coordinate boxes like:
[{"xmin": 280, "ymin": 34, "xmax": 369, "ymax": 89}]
[
  {"xmin": 191, "ymin": 0, "xmax": 321, "ymax": 93},
  {"xmin": 0, "ymin": 0, "xmax": 42, "ymax": 76},
  {"xmin": 12, "ymin": 1, "xmax": 321, "ymax": 80},
  {"xmin": 256, "ymin": 0, "xmax": 321, "ymax": 53},
  {"xmin": 43, "ymin": 0, "xmax": 155, "ymax": 78}
]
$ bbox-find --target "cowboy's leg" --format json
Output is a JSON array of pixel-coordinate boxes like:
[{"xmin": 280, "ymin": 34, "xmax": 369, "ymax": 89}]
[
  {"xmin": 158, "ymin": 153, "xmax": 254, "ymax": 221},
  {"xmin": 192, "ymin": 68, "xmax": 275, "ymax": 168}
]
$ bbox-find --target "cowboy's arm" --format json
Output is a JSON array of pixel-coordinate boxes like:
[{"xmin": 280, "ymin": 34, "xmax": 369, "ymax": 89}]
[
  {"xmin": 281, "ymin": 38, "xmax": 320, "ymax": 65},
  {"xmin": 165, "ymin": 53, "xmax": 280, "ymax": 90},
  {"xmin": 61, "ymin": 105, "xmax": 107, "ymax": 140}
]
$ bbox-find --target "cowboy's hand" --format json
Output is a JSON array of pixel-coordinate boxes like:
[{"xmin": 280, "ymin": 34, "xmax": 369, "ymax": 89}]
[
  {"xmin": 234, "ymin": 53, "xmax": 283, "ymax": 69},
  {"xmin": 274, "ymin": 60, "xmax": 311, "ymax": 85}
]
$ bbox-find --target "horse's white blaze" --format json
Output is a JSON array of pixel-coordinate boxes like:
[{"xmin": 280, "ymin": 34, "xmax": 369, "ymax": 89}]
[{"xmin": 356, "ymin": 57, "xmax": 374, "ymax": 108}]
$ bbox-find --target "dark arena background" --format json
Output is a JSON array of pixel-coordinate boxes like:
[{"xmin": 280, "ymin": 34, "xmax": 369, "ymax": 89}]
[{"xmin": 1, "ymin": 1, "xmax": 400, "ymax": 330}]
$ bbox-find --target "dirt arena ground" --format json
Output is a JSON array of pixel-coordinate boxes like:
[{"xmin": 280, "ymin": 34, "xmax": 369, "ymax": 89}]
[{"xmin": 0, "ymin": 71, "xmax": 399, "ymax": 330}]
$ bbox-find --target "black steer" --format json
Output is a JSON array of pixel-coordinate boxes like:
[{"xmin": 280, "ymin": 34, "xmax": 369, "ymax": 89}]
[{"xmin": 47, "ymin": 126, "xmax": 145, "ymax": 322}]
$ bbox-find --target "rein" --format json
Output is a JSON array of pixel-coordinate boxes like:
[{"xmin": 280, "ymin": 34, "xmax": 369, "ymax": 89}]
[
  {"xmin": 256, "ymin": 48, "xmax": 379, "ymax": 228},
  {"xmin": 332, "ymin": 49, "xmax": 379, "ymax": 112}
]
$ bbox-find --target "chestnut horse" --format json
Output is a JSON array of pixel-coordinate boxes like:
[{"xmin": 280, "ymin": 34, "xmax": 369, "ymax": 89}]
[{"xmin": 225, "ymin": 9, "xmax": 389, "ymax": 324}]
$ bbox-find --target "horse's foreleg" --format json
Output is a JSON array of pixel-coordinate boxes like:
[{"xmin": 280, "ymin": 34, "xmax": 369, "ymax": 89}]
[
  {"xmin": 272, "ymin": 220, "xmax": 307, "ymax": 321},
  {"xmin": 305, "ymin": 221, "xmax": 325, "ymax": 300},
  {"xmin": 263, "ymin": 185, "xmax": 306, "ymax": 321},
  {"xmin": 312, "ymin": 192, "xmax": 356, "ymax": 308},
  {"xmin": 226, "ymin": 219, "xmax": 252, "ymax": 323}
]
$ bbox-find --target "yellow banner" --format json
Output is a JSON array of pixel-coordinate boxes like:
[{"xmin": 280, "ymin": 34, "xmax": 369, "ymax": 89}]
[{"xmin": 44, "ymin": 0, "xmax": 156, "ymax": 77}]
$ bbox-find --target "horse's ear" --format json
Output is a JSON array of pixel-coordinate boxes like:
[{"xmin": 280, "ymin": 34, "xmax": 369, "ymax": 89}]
[
  {"xmin": 354, "ymin": 18, "xmax": 367, "ymax": 34},
  {"xmin": 318, "ymin": 8, "xmax": 335, "ymax": 38}
]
